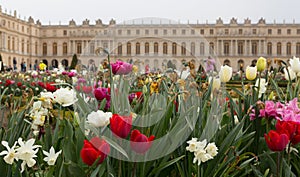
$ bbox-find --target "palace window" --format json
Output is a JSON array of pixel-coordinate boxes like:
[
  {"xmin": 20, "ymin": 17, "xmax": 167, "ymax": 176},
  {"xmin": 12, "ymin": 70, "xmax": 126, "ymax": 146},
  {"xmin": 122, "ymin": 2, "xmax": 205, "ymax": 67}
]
[
  {"xmin": 287, "ymin": 42, "xmax": 291, "ymax": 56},
  {"xmin": 181, "ymin": 42, "xmax": 186, "ymax": 55},
  {"xmin": 172, "ymin": 42, "xmax": 177, "ymax": 55},
  {"xmin": 127, "ymin": 42, "xmax": 131, "ymax": 55},
  {"xmin": 173, "ymin": 29, "xmax": 176, "ymax": 35},
  {"xmin": 127, "ymin": 30, "xmax": 131, "ymax": 35},
  {"xmin": 118, "ymin": 30, "xmax": 122, "ymax": 35},
  {"xmin": 238, "ymin": 42, "xmax": 244, "ymax": 55},
  {"xmin": 43, "ymin": 43, "xmax": 47, "ymax": 55},
  {"xmin": 251, "ymin": 41, "xmax": 257, "ymax": 55},
  {"xmin": 21, "ymin": 40, "xmax": 25, "ymax": 53},
  {"xmin": 136, "ymin": 42, "xmax": 140, "ymax": 55},
  {"xmin": 154, "ymin": 29, "xmax": 158, "ymax": 35},
  {"xmin": 200, "ymin": 42, "xmax": 205, "ymax": 55},
  {"xmin": 225, "ymin": 29, "xmax": 229, "ymax": 35},
  {"xmin": 210, "ymin": 29, "xmax": 214, "ymax": 35},
  {"xmin": 297, "ymin": 29, "xmax": 300, "ymax": 35},
  {"xmin": 163, "ymin": 29, "xmax": 167, "ymax": 35},
  {"xmin": 182, "ymin": 29, "xmax": 186, "ymax": 35},
  {"xmin": 12, "ymin": 37, "xmax": 15, "ymax": 51},
  {"xmin": 145, "ymin": 29, "xmax": 149, "ymax": 35},
  {"xmin": 154, "ymin": 42, "xmax": 158, "ymax": 54},
  {"xmin": 296, "ymin": 43, "xmax": 300, "ymax": 55},
  {"xmin": 224, "ymin": 42, "xmax": 230, "ymax": 55},
  {"xmin": 268, "ymin": 29, "xmax": 272, "ymax": 35},
  {"xmin": 136, "ymin": 29, "xmax": 140, "ymax": 35},
  {"xmin": 27, "ymin": 41, "xmax": 30, "ymax": 53},
  {"xmin": 209, "ymin": 42, "xmax": 214, "ymax": 55},
  {"xmin": 53, "ymin": 42, "xmax": 57, "ymax": 55},
  {"xmin": 277, "ymin": 42, "xmax": 282, "ymax": 55},
  {"xmin": 63, "ymin": 42, "xmax": 68, "ymax": 55},
  {"xmin": 77, "ymin": 42, "xmax": 82, "ymax": 54},
  {"xmin": 63, "ymin": 30, "xmax": 67, "ymax": 36},
  {"xmin": 191, "ymin": 42, "xmax": 195, "ymax": 55},
  {"xmin": 238, "ymin": 29, "xmax": 243, "ymax": 35},
  {"xmin": 145, "ymin": 42, "xmax": 149, "ymax": 54},
  {"xmin": 7, "ymin": 37, "xmax": 10, "ymax": 50},
  {"xmin": 191, "ymin": 29, "xmax": 195, "ymax": 35},
  {"xmin": 35, "ymin": 42, "xmax": 38, "ymax": 55},
  {"xmin": 118, "ymin": 43, "xmax": 122, "ymax": 55},
  {"xmin": 267, "ymin": 42, "xmax": 272, "ymax": 55},
  {"xmin": 200, "ymin": 29, "xmax": 204, "ymax": 35},
  {"xmin": 252, "ymin": 29, "xmax": 257, "ymax": 35},
  {"xmin": 277, "ymin": 29, "xmax": 282, "ymax": 35},
  {"xmin": 287, "ymin": 29, "xmax": 291, "ymax": 35},
  {"xmin": 163, "ymin": 42, "xmax": 168, "ymax": 54}
]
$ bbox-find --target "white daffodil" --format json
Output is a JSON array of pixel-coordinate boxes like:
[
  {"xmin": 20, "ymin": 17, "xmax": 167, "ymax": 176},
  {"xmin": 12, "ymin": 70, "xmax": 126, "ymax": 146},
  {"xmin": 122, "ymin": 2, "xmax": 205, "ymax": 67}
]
[
  {"xmin": 255, "ymin": 78, "xmax": 267, "ymax": 98},
  {"xmin": 43, "ymin": 146, "xmax": 62, "ymax": 166},
  {"xmin": 87, "ymin": 110, "xmax": 112, "ymax": 127},
  {"xmin": 186, "ymin": 138, "xmax": 198, "ymax": 152},
  {"xmin": 219, "ymin": 65, "xmax": 232, "ymax": 82},
  {"xmin": 176, "ymin": 69, "xmax": 190, "ymax": 80},
  {"xmin": 245, "ymin": 66, "xmax": 257, "ymax": 80},
  {"xmin": 205, "ymin": 142, "xmax": 218, "ymax": 157},
  {"xmin": 53, "ymin": 87, "xmax": 78, "ymax": 107},
  {"xmin": 290, "ymin": 56, "xmax": 300, "ymax": 73},
  {"xmin": 283, "ymin": 67, "xmax": 296, "ymax": 81},
  {"xmin": 16, "ymin": 138, "xmax": 41, "ymax": 172},
  {"xmin": 0, "ymin": 141, "xmax": 18, "ymax": 164},
  {"xmin": 193, "ymin": 149, "xmax": 213, "ymax": 166},
  {"xmin": 31, "ymin": 101, "xmax": 42, "ymax": 112},
  {"xmin": 31, "ymin": 71, "xmax": 38, "ymax": 77}
]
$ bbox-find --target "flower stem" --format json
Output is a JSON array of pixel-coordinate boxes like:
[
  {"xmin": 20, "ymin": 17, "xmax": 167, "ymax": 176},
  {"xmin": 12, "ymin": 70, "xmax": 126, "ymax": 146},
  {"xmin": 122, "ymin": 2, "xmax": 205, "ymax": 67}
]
[{"xmin": 277, "ymin": 152, "xmax": 281, "ymax": 177}]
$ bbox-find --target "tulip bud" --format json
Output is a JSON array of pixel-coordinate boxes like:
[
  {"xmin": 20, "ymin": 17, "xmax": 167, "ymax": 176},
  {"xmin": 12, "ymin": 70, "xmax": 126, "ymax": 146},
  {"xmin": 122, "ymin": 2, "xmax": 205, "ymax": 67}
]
[
  {"xmin": 256, "ymin": 57, "xmax": 267, "ymax": 72},
  {"xmin": 245, "ymin": 66, "xmax": 257, "ymax": 80},
  {"xmin": 209, "ymin": 77, "xmax": 221, "ymax": 91},
  {"xmin": 219, "ymin": 65, "xmax": 232, "ymax": 82},
  {"xmin": 142, "ymin": 85, "xmax": 148, "ymax": 94},
  {"xmin": 289, "ymin": 56, "xmax": 300, "ymax": 73}
]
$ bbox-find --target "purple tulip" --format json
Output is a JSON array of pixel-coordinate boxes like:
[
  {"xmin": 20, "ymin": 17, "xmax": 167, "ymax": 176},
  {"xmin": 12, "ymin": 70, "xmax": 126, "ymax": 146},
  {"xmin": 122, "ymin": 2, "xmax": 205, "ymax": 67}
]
[
  {"xmin": 62, "ymin": 71, "xmax": 68, "ymax": 75},
  {"xmin": 68, "ymin": 72, "xmax": 76, "ymax": 77},
  {"xmin": 111, "ymin": 60, "xmax": 133, "ymax": 75},
  {"xmin": 94, "ymin": 87, "xmax": 110, "ymax": 101}
]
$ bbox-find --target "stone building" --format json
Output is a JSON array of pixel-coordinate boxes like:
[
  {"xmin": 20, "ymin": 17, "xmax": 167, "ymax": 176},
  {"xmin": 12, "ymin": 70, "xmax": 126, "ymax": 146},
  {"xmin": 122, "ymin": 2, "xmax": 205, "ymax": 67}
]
[{"xmin": 1, "ymin": 6, "xmax": 300, "ymax": 72}]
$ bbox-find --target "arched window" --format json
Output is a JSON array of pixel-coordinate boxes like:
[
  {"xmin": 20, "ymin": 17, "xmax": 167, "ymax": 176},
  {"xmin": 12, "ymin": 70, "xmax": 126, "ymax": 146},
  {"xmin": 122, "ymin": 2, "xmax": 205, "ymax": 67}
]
[
  {"xmin": 12, "ymin": 37, "xmax": 15, "ymax": 51},
  {"xmin": 172, "ymin": 42, "xmax": 177, "ymax": 55},
  {"xmin": 21, "ymin": 39, "xmax": 25, "ymax": 53},
  {"xmin": 224, "ymin": 42, "xmax": 230, "ymax": 55},
  {"xmin": 251, "ymin": 41, "xmax": 257, "ymax": 55},
  {"xmin": 191, "ymin": 42, "xmax": 195, "ymax": 55},
  {"xmin": 118, "ymin": 43, "xmax": 122, "ymax": 55},
  {"xmin": 136, "ymin": 42, "xmax": 140, "ymax": 55},
  {"xmin": 267, "ymin": 42, "xmax": 272, "ymax": 56},
  {"xmin": 209, "ymin": 42, "xmax": 214, "ymax": 55},
  {"xmin": 163, "ymin": 42, "xmax": 168, "ymax": 54},
  {"xmin": 77, "ymin": 42, "xmax": 82, "ymax": 54},
  {"xmin": 27, "ymin": 41, "xmax": 30, "ymax": 53},
  {"xmin": 43, "ymin": 42, "xmax": 47, "ymax": 55},
  {"xmin": 127, "ymin": 42, "xmax": 131, "ymax": 55},
  {"xmin": 238, "ymin": 42, "xmax": 244, "ymax": 55},
  {"xmin": 297, "ymin": 43, "xmax": 300, "ymax": 56},
  {"xmin": 35, "ymin": 42, "xmax": 38, "ymax": 55},
  {"xmin": 223, "ymin": 59, "xmax": 230, "ymax": 66},
  {"xmin": 154, "ymin": 42, "xmax": 158, "ymax": 54},
  {"xmin": 200, "ymin": 42, "xmax": 205, "ymax": 55},
  {"xmin": 7, "ymin": 37, "xmax": 11, "ymax": 50},
  {"xmin": 277, "ymin": 42, "xmax": 282, "ymax": 56},
  {"xmin": 63, "ymin": 42, "xmax": 68, "ymax": 55},
  {"xmin": 53, "ymin": 42, "xmax": 57, "ymax": 55},
  {"xmin": 181, "ymin": 42, "xmax": 186, "ymax": 55},
  {"xmin": 145, "ymin": 42, "xmax": 149, "ymax": 54},
  {"xmin": 286, "ymin": 42, "xmax": 291, "ymax": 56}
]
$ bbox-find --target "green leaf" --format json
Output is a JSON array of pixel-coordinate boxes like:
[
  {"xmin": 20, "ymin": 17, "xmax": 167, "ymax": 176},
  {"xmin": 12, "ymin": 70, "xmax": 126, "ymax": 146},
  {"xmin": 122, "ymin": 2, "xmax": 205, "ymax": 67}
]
[
  {"xmin": 102, "ymin": 136, "xmax": 129, "ymax": 159},
  {"xmin": 149, "ymin": 155, "xmax": 185, "ymax": 176}
]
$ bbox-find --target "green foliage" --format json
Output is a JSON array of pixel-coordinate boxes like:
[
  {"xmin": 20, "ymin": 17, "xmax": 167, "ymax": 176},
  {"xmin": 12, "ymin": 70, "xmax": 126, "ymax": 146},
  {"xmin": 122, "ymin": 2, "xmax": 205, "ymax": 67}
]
[{"xmin": 70, "ymin": 54, "xmax": 78, "ymax": 70}]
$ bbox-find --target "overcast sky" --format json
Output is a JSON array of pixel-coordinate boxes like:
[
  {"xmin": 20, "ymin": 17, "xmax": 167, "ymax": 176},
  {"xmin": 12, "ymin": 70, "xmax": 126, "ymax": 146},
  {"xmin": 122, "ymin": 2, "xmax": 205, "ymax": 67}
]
[{"xmin": 1, "ymin": 0, "xmax": 300, "ymax": 25}]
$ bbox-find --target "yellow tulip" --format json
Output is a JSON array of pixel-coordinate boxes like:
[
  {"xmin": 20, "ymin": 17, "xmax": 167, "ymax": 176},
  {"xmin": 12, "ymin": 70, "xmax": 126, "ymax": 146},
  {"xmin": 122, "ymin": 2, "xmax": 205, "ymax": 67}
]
[
  {"xmin": 219, "ymin": 65, "xmax": 232, "ymax": 82},
  {"xmin": 245, "ymin": 66, "xmax": 257, "ymax": 80},
  {"xmin": 256, "ymin": 57, "xmax": 266, "ymax": 72}
]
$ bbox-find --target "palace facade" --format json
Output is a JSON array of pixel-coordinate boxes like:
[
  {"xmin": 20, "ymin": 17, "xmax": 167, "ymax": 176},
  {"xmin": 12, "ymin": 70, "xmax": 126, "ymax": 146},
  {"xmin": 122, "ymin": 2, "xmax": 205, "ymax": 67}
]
[{"xmin": 1, "ymin": 5, "xmax": 300, "ymax": 72}]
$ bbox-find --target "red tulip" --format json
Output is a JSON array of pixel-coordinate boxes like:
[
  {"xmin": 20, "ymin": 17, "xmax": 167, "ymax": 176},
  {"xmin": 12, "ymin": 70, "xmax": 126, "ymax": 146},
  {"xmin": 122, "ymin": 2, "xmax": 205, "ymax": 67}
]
[
  {"xmin": 45, "ymin": 82, "xmax": 57, "ymax": 92},
  {"xmin": 17, "ymin": 82, "xmax": 22, "ymax": 87},
  {"xmin": 110, "ymin": 114, "xmax": 132, "ymax": 138},
  {"xmin": 130, "ymin": 129, "xmax": 155, "ymax": 154},
  {"xmin": 264, "ymin": 130, "xmax": 289, "ymax": 151},
  {"xmin": 276, "ymin": 121, "xmax": 300, "ymax": 145},
  {"xmin": 94, "ymin": 87, "xmax": 110, "ymax": 101},
  {"xmin": 80, "ymin": 137, "xmax": 110, "ymax": 166}
]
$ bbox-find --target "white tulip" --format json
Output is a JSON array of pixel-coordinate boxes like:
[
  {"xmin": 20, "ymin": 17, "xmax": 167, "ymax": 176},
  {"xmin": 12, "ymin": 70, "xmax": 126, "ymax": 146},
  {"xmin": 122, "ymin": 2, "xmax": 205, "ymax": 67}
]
[
  {"xmin": 289, "ymin": 56, "xmax": 300, "ymax": 73},
  {"xmin": 245, "ymin": 66, "xmax": 257, "ymax": 80},
  {"xmin": 209, "ymin": 77, "xmax": 221, "ymax": 91},
  {"xmin": 86, "ymin": 110, "xmax": 112, "ymax": 127},
  {"xmin": 53, "ymin": 87, "xmax": 78, "ymax": 107},
  {"xmin": 219, "ymin": 65, "xmax": 232, "ymax": 82},
  {"xmin": 283, "ymin": 67, "xmax": 296, "ymax": 81}
]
